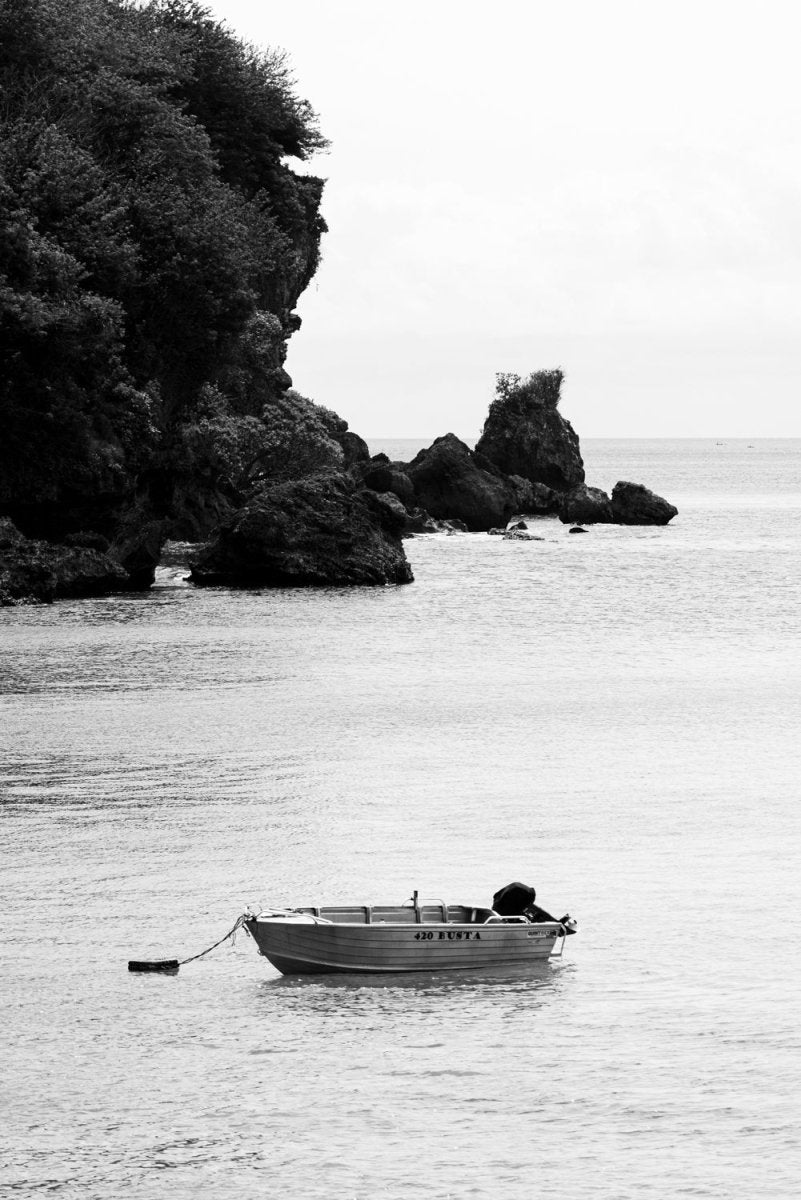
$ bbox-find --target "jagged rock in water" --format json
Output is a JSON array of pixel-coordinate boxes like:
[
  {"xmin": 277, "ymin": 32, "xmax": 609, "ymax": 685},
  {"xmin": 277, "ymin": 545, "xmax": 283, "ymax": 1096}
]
[
  {"xmin": 558, "ymin": 485, "xmax": 615, "ymax": 525},
  {"xmin": 502, "ymin": 529, "xmax": 543, "ymax": 541},
  {"xmin": 405, "ymin": 433, "xmax": 525, "ymax": 532},
  {"xmin": 189, "ymin": 473, "xmax": 413, "ymax": 587},
  {"xmin": 403, "ymin": 507, "xmax": 435, "ymax": 534},
  {"xmin": 404, "ymin": 509, "xmax": 467, "ymax": 535},
  {"xmin": 475, "ymin": 370, "xmax": 585, "ymax": 491},
  {"xmin": 611, "ymin": 482, "xmax": 678, "ymax": 525}
]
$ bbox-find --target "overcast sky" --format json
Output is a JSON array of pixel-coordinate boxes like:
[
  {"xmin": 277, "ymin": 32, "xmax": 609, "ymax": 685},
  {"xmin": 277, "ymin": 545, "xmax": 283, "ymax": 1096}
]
[{"xmin": 208, "ymin": 0, "xmax": 801, "ymax": 438}]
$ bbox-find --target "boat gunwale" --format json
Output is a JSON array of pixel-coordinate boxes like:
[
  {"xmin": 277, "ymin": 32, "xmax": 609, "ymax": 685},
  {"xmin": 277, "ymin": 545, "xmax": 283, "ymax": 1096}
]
[
  {"xmin": 247, "ymin": 903, "xmax": 568, "ymax": 932},
  {"xmin": 247, "ymin": 917, "xmax": 565, "ymax": 929}
]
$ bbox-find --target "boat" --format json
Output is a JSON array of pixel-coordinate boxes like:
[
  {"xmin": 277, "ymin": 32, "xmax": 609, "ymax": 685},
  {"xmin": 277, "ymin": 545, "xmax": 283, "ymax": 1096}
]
[{"xmin": 243, "ymin": 882, "xmax": 577, "ymax": 975}]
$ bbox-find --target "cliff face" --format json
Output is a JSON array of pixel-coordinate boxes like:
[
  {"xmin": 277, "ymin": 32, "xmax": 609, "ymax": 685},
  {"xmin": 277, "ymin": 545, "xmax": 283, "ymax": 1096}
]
[{"xmin": 0, "ymin": 0, "xmax": 329, "ymax": 599}]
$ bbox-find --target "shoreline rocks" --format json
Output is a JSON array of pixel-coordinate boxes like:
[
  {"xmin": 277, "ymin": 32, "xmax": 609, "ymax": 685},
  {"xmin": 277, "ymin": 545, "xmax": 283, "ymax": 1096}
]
[
  {"xmin": 189, "ymin": 473, "xmax": 413, "ymax": 588},
  {"xmin": 2, "ymin": 362, "xmax": 680, "ymax": 604},
  {"xmin": 0, "ymin": 518, "xmax": 133, "ymax": 605}
]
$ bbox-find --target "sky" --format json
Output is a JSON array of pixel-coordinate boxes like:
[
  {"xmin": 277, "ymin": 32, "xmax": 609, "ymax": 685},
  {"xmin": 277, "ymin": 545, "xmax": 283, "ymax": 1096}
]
[{"xmin": 208, "ymin": 0, "xmax": 801, "ymax": 438}]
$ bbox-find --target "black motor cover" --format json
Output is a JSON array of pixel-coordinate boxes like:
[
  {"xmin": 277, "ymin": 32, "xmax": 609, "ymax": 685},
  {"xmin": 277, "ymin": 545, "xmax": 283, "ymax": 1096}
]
[
  {"xmin": 492, "ymin": 881, "xmax": 537, "ymax": 916},
  {"xmin": 492, "ymin": 881, "xmax": 558, "ymax": 922}
]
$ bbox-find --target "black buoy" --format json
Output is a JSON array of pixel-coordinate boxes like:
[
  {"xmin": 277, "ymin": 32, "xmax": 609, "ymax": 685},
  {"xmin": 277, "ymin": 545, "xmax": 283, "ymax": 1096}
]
[
  {"xmin": 128, "ymin": 959, "xmax": 180, "ymax": 973},
  {"xmin": 569, "ymin": 525, "xmax": 587, "ymax": 534}
]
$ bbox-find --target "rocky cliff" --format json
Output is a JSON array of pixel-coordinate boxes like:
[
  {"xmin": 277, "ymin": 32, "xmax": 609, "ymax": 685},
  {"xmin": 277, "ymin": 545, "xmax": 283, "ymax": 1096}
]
[{"xmin": 0, "ymin": 0, "xmax": 332, "ymax": 601}]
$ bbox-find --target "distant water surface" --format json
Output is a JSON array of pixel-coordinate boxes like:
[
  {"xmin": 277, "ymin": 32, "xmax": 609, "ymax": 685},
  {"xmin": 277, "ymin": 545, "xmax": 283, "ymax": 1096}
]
[{"xmin": 2, "ymin": 439, "xmax": 800, "ymax": 1198}]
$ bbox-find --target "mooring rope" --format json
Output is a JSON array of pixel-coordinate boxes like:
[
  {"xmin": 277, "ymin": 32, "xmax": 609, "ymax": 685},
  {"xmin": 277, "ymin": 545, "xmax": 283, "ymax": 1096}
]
[
  {"xmin": 178, "ymin": 913, "xmax": 248, "ymax": 966},
  {"xmin": 128, "ymin": 912, "xmax": 250, "ymax": 973}
]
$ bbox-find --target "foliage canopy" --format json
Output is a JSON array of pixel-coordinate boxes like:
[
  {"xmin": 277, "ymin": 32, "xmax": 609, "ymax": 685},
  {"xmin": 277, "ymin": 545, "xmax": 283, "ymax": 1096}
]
[{"xmin": 493, "ymin": 370, "xmax": 565, "ymax": 412}]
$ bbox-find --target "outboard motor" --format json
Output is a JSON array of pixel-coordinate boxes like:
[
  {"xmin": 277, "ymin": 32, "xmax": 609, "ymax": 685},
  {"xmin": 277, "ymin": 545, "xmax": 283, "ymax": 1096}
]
[
  {"xmin": 492, "ymin": 881, "xmax": 537, "ymax": 916},
  {"xmin": 492, "ymin": 881, "xmax": 562, "ymax": 924}
]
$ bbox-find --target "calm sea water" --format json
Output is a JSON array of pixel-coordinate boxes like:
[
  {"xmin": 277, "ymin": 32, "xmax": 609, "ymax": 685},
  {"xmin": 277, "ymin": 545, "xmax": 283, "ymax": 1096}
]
[{"xmin": 2, "ymin": 439, "xmax": 800, "ymax": 1199}]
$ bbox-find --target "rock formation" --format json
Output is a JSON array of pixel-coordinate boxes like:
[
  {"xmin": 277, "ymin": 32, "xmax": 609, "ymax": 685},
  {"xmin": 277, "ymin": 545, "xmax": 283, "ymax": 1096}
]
[
  {"xmin": 611, "ymin": 482, "xmax": 679, "ymax": 526},
  {"xmin": 402, "ymin": 434, "xmax": 531, "ymax": 532},
  {"xmin": 189, "ymin": 474, "xmax": 413, "ymax": 588},
  {"xmin": 475, "ymin": 370, "xmax": 585, "ymax": 491},
  {"xmin": 558, "ymin": 485, "xmax": 615, "ymax": 525},
  {"xmin": 558, "ymin": 481, "xmax": 678, "ymax": 526}
]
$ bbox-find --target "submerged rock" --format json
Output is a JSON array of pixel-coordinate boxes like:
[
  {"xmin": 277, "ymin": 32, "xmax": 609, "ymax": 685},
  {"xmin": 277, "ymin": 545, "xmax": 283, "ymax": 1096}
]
[
  {"xmin": 502, "ymin": 529, "xmax": 543, "ymax": 541},
  {"xmin": 475, "ymin": 370, "xmax": 585, "ymax": 491},
  {"xmin": 611, "ymin": 482, "xmax": 678, "ymax": 525},
  {"xmin": 405, "ymin": 433, "xmax": 523, "ymax": 531},
  {"xmin": 189, "ymin": 473, "xmax": 413, "ymax": 587},
  {"xmin": 558, "ymin": 485, "xmax": 614, "ymax": 525}
]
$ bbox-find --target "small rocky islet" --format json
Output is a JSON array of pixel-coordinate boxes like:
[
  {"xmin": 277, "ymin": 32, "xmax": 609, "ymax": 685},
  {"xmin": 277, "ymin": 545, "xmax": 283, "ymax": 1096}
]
[
  {"xmin": 189, "ymin": 367, "xmax": 677, "ymax": 590},
  {"xmin": 0, "ymin": 2, "xmax": 676, "ymax": 605}
]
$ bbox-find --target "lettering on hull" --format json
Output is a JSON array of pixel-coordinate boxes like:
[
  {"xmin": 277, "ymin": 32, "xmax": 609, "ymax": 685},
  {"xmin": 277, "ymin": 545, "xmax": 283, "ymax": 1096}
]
[{"xmin": 413, "ymin": 930, "xmax": 482, "ymax": 941}]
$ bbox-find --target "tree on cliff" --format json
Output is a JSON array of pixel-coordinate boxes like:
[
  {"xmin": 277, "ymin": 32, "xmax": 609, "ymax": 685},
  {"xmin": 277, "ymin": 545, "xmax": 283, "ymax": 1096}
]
[{"xmin": 0, "ymin": 0, "xmax": 328, "ymax": 537}]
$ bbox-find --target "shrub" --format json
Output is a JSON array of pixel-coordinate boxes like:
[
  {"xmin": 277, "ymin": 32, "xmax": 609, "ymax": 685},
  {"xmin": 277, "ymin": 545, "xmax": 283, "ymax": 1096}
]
[{"xmin": 493, "ymin": 369, "xmax": 565, "ymax": 411}]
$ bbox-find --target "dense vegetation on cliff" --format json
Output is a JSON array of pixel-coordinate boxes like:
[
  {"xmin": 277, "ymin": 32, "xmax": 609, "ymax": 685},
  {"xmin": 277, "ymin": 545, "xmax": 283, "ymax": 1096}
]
[{"xmin": 0, "ymin": 0, "xmax": 328, "ymax": 540}]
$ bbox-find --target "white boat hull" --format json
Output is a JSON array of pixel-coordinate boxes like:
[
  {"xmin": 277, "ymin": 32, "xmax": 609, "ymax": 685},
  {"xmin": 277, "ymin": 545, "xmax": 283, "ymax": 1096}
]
[{"xmin": 245, "ymin": 915, "xmax": 567, "ymax": 975}]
